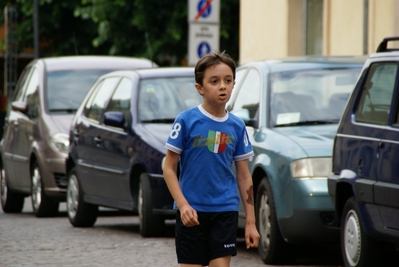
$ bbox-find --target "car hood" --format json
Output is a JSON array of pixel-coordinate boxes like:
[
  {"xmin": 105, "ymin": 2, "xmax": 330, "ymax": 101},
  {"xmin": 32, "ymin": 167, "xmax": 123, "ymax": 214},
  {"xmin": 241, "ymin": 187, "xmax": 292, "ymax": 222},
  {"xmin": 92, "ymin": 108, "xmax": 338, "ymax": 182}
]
[
  {"xmin": 137, "ymin": 124, "xmax": 173, "ymax": 153},
  {"xmin": 49, "ymin": 114, "xmax": 75, "ymax": 133},
  {"xmin": 273, "ymin": 124, "xmax": 338, "ymax": 157}
]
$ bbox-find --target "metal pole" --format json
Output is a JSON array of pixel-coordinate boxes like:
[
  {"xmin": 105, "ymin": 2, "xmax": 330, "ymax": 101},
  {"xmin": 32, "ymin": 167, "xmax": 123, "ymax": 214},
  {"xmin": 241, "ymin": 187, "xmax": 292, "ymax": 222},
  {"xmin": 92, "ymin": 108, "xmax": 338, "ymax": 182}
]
[
  {"xmin": 34, "ymin": 0, "xmax": 39, "ymax": 58},
  {"xmin": 363, "ymin": 0, "xmax": 369, "ymax": 55}
]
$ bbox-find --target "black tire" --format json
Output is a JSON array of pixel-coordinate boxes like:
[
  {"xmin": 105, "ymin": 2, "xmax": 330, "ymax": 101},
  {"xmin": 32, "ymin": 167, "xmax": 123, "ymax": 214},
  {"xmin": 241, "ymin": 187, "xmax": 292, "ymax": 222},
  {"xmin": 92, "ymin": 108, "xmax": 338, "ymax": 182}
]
[
  {"xmin": 341, "ymin": 197, "xmax": 381, "ymax": 267},
  {"xmin": 31, "ymin": 162, "xmax": 59, "ymax": 217},
  {"xmin": 1, "ymin": 163, "xmax": 25, "ymax": 213},
  {"xmin": 256, "ymin": 177, "xmax": 296, "ymax": 264},
  {"xmin": 138, "ymin": 172, "xmax": 165, "ymax": 237},
  {"xmin": 66, "ymin": 169, "xmax": 98, "ymax": 227}
]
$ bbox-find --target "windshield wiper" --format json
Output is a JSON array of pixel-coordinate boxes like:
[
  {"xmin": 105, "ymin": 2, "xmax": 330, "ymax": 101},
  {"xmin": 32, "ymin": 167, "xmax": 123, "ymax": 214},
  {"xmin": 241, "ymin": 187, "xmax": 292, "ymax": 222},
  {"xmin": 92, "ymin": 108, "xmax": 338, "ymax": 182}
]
[
  {"xmin": 49, "ymin": 109, "xmax": 77, "ymax": 113},
  {"xmin": 275, "ymin": 120, "xmax": 339, "ymax": 127},
  {"xmin": 141, "ymin": 118, "xmax": 176, "ymax": 123}
]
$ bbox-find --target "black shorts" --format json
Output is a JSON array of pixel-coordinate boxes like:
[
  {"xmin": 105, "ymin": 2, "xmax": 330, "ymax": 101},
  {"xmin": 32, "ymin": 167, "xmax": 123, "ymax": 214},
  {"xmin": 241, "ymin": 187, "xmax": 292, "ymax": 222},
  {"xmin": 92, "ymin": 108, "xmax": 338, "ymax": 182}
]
[{"xmin": 175, "ymin": 210, "xmax": 238, "ymax": 266}]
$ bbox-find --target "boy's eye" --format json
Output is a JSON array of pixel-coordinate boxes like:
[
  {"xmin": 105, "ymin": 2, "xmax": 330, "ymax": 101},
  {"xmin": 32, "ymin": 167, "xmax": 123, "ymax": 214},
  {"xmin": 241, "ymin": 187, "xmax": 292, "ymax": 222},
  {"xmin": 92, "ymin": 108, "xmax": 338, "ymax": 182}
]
[{"xmin": 211, "ymin": 80, "xmax": 217, "ymax": 84}]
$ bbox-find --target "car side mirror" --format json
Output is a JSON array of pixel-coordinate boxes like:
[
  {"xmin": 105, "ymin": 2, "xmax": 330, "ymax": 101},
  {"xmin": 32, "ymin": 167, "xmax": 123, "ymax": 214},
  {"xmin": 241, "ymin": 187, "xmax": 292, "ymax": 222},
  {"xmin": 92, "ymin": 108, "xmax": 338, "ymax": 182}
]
[
  {"xmin": 11, "ymin": 101, "xmax": 27, "ymax": 113},
  {"xmin": 231, "ymin": 109, "xmax": 258, "ymax": 128},
  {"xmin": 103, "ymin": 111, "xmax": 126, "ymax": 129}
]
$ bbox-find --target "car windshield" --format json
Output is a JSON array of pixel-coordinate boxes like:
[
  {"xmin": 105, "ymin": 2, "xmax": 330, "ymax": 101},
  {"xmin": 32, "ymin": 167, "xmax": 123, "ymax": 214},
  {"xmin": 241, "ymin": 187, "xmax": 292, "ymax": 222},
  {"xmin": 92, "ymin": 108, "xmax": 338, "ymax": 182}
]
[
  {"xmin": 270, "ymin": 67, "xmax": 361, "ymax": 127},
  {"xmin": 138, "ymin": 77, "xmax": 202, "ymax": 122},
  {"xmin": 46, "ymin": 70, "xmax": 112, "ymax": 113}
]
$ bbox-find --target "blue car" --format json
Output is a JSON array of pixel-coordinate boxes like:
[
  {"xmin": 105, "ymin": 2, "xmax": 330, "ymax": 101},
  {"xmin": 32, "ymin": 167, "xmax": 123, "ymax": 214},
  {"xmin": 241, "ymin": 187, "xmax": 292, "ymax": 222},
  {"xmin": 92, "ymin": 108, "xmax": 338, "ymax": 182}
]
[
  {"xmin": 228, "ymin": 56, "xmax": 365, "ymax": 264},
  {"xmin": 328, "ymin": 37, "xmax": 399, "ymax": 267},
  {"xmin": 66, "ymin": 67, "xmax": 202, "ymax": 237}
]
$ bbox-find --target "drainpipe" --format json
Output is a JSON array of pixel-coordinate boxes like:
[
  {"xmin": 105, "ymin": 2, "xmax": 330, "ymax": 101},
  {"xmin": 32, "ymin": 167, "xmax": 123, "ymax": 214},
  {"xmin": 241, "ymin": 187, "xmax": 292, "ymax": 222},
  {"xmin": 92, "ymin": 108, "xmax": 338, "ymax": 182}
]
[
  {"xmin": 303, "ymin": 0, "xmax": 307, "ymax": 55},
  {"xmin": 34, "ymin": 0, "xmax": 39, "ymax": 58}
]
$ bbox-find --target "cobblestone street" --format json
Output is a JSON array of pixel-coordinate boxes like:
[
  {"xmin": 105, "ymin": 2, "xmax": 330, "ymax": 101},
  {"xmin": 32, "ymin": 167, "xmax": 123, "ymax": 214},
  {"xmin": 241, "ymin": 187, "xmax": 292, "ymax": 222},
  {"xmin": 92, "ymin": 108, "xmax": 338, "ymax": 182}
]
[{"xmin": 0, "ymin": 202, "xmax": 343, "ymax": 267}]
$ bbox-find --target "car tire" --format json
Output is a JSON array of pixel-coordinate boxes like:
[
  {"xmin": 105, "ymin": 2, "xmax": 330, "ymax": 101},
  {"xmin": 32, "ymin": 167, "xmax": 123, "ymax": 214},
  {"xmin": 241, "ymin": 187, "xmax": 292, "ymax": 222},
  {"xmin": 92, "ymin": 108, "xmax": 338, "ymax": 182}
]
[
  {"xmin": 256, "ymin": 177, "xmax": 296, "ymax": 264},
  {"xmin": 31, "ymin": 162, "xmax": 59, "ymax": 217},
  {"xmin": 1, "ymin": 163, "xmax": 25, "ymax": 213},
  {"xmin": 138, "ymin": 172, "xmax": 165, "ymax": 237},
  {"xmin": 341, "ymin": 197, "xmax": 381, "ymax": 267},
  {"xmin": 67, "ymin": 169, "xmax": 98, "ymax": 227}
]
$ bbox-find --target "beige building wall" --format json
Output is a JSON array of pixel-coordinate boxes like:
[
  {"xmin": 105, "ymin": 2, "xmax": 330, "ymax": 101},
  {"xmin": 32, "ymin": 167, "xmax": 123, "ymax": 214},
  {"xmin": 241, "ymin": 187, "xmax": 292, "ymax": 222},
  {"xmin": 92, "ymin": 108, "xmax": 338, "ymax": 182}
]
[
  {"xmin": 240, "ymin": 0, "xmax": 289, "ymax": 64},
  {"xmin": 368, "ymin": 0, "xmax": 397, "ymax": 52},
  {"xmin": 240, "ymin": 0, "xmax": 399, "ymax": 63},
  {"xmin": 323, "ymin": 0, "xmax": 364, "ymax": 55}
]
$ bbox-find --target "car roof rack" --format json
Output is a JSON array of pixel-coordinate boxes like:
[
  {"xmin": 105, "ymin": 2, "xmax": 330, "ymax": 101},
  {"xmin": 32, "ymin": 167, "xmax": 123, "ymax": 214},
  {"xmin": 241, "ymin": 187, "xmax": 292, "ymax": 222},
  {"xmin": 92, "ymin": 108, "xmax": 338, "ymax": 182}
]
[{"xmin": 376, "ymin": 36, "xmax": 399, "ymax": 52}]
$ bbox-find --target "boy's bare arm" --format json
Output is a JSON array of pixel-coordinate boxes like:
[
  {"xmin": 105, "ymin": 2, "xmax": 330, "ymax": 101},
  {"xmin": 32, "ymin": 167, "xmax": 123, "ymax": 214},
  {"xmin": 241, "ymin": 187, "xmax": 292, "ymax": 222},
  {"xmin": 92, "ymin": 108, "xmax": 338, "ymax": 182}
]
[
  {"xmin": 236, "ymin": 159, "xmax": 260, "ymax": 249},
  {"xmin": 163, "ymin": 150, "xmax": 199, "ymax": 227}
]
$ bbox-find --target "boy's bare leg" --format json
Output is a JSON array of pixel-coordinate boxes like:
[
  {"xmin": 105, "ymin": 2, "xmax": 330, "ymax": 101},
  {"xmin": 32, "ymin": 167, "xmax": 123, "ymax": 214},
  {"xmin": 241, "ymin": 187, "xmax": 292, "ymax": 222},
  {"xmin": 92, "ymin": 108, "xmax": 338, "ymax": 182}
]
[{"xmin": 209, "ymin": 256, "xmax": 231, "ymax": 267}]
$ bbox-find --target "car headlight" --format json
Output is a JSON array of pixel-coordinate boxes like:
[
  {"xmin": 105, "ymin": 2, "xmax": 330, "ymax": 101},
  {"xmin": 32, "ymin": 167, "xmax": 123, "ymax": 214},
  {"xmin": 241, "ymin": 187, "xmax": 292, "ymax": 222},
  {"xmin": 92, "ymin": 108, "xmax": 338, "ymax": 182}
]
[
  {"xmin": 49, "ymin": 133, "xmax": 70, "ymax": 154},
  {"xmin": 290, "ymin": 158, "xmax": 332, "ymax": 178}
]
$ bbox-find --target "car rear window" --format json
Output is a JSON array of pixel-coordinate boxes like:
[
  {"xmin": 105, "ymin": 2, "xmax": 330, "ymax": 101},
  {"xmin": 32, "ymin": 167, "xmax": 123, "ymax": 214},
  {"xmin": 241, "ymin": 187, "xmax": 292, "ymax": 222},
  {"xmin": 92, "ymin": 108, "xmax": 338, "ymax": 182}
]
[{"xmin": 46, "ymin": 70, "xmax": 113, "ymax": 113}]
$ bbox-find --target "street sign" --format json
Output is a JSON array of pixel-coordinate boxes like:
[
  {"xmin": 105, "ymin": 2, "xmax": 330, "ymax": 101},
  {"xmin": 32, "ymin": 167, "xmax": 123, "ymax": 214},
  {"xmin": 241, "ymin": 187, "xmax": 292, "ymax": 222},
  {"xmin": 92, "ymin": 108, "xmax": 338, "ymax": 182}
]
[
  {"xmin": 188, "ymin": 23, "xmax": 220, "ymax": 66},
  {"xmin": 188, "ymin": 0, "xmax": 220, "ymax": 24}
]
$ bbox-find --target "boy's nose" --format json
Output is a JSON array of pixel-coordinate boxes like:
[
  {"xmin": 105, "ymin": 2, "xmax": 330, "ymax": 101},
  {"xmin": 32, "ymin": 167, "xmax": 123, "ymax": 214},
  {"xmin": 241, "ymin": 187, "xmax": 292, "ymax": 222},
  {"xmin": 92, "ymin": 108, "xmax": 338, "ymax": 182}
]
[{"xmin": 220, "ymin": 81, "xmax": 227, "ymax": 89}]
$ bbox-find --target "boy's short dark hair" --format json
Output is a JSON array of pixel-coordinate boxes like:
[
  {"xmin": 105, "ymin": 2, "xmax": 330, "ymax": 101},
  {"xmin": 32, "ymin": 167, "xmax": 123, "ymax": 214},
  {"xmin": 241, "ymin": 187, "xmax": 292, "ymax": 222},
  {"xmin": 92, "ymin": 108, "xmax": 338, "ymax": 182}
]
[{"xmin": 194, "ymin": 51, "xmax": 236, "ymax": 86}]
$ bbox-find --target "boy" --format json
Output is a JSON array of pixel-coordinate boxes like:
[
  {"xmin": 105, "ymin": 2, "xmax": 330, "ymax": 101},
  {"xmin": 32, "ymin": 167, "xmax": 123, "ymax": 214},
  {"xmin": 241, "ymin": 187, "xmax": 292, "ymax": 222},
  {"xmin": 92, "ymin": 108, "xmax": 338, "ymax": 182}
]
[{"xmin": 163, "ymin": 51, "xmax": 259, "ymax": 267}]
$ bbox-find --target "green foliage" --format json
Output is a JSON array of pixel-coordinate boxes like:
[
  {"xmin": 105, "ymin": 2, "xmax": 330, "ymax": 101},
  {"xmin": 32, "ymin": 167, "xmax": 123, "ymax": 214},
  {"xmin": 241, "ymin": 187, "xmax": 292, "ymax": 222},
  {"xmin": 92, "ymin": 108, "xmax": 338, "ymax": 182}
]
[{"xmin": 0, "ymin": 0, "xmax": 239, "ymax": 66}]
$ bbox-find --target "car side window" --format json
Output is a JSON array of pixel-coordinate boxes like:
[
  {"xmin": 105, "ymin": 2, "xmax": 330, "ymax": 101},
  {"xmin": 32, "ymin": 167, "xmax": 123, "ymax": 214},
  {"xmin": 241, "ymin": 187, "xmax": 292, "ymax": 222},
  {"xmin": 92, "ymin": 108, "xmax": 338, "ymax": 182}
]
[
  {"xmin": 231, "ymin": 68, "xmax": 261, "ymax": 120},
  {"xmin": 12, "ymin": 66, "xmax": 33, "ymax": 102},
  {"xmin": 23, "ymin": 68, "xmax": 40, "ymax": 118},
  {"xmin": 84, "ymin": 77, "xmax": 120, "ymax": 122},
  {"xmin": 355, "ymin": 62, "xmax": 397, "ymax": 125},
  {"xmin": 105, "ymin": 77, "xmax": 133, "ymax": 123}
]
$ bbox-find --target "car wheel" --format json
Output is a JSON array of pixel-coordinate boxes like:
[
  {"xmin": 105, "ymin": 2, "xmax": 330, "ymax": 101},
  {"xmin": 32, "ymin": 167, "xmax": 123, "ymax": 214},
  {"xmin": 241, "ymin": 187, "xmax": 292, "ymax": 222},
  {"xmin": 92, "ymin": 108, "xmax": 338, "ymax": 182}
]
[
  {"xmin": 31, "ymin": 162, "xmax": 59, "ymax": 217},
  {"xmin": 67, "ymin": 169, "xmax": 98, "ymax": 227},
  {"xmin": 341, "ymin": 197, "xmax": 380, "ymax": 267},
  {"xmin": 138, "ymin": 172, "xmax": 165, "ymax": 237},
  {"xmin": 256, "ymin": 177, "xmax": 296, "ymax": 264},
  {"xmin": 1, "ymin": 163, "xmax": 24, "ymax": 213}
]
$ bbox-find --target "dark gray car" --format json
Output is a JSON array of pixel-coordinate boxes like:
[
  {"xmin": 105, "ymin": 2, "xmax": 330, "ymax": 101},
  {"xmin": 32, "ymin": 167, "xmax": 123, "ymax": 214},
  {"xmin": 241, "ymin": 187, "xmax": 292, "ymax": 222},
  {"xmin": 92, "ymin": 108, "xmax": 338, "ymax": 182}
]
[{"xmin": 0, "ymin": 56, "xmax": 156, "ymax": 217}]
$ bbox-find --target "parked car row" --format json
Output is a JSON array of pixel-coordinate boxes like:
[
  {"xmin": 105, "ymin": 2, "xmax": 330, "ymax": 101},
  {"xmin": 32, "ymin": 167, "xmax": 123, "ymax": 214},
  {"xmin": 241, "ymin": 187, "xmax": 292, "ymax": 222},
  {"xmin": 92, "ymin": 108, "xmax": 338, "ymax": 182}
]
[
  {"xmin": 0, "ymin": 55, "xmax": 203, "ymax": 237},
  {"xmin": 1, "ymin": 37, "xmax": 398, "ymax": 266},
  {"xmin": 0, "ymin": 56, "xmax": 156, "ymax": 216}
]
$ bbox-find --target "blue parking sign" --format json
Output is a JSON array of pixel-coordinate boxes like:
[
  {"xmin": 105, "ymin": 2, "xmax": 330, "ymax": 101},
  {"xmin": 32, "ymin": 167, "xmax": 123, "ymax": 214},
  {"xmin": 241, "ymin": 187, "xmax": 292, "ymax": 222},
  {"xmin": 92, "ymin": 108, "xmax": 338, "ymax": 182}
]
[
  {"xmin": 197, "ymin": 42, "xmax": 211, "ymax": 58},
  {"xmin": 197, "ymin": 0, "xmax": 212, "ymax": 18}
]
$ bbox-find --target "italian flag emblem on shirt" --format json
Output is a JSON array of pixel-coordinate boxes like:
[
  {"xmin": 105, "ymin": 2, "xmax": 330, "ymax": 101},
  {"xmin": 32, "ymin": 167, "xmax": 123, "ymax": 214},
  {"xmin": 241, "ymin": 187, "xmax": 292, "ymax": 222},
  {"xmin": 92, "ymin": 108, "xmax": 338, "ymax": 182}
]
[{"xmin": 207, "ymin": 130, "xmax": 227, "ymax": 153}]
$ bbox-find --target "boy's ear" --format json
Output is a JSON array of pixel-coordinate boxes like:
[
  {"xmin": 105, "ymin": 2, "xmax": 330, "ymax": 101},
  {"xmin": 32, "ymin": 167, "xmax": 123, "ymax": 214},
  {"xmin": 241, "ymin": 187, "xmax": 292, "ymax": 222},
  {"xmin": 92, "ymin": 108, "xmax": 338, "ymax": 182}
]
[{"xmin": 195, "ymin": 83, "xmax": 203, "ymax": 95}]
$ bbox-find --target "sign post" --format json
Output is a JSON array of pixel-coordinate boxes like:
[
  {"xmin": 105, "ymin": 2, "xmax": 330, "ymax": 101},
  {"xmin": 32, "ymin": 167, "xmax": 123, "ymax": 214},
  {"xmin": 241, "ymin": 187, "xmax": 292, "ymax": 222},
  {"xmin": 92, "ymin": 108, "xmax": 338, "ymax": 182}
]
[{"xmin": 188, "ymin": 0, "xmax": 220, "ymax": 66}]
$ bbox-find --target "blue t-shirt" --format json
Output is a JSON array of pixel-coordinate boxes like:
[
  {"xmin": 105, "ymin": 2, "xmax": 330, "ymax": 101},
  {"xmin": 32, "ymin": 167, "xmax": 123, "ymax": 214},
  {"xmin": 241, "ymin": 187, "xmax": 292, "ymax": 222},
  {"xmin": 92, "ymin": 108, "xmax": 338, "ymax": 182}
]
[{"xmin": 165, "ymin": 105, "xmax": 254, "ymax": 212}]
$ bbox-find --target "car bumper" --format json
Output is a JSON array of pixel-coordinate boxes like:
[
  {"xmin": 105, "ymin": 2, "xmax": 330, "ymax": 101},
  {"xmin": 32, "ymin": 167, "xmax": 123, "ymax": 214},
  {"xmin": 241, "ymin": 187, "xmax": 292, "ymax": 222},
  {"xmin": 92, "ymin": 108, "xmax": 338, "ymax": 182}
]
[
  {"xmin": 40, "ymin": 156, "xmax": 68, "ymax": 200},
  {"xmin": 327, "ymin": 174, "xmax": 339, "ymax": 207},
  {"xmin": 279, "ymin": 209, "xmax": 340, "ymax": 244},
  {"xmin": 278, "ymin": 178, "xmax": 339, "ymax": 244}
]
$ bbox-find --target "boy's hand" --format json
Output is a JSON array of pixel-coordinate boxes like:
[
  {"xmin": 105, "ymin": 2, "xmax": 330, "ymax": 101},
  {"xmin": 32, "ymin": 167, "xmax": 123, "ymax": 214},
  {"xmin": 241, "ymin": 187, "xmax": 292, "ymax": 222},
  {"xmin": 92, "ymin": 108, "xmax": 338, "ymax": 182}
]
[
  {"xmin": 245, "ymin": 224, "xmax": 260, "ymax": 249},
  {"xmin": 179, "ymin": 204, "xmax": 199, "ymax": 227}
]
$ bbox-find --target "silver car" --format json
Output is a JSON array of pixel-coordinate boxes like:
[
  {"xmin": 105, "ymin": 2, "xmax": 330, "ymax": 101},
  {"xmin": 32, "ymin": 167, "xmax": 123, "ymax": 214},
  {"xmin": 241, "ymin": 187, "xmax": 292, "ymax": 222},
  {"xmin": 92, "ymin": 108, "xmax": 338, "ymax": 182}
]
[{"xmin": 0, "ymin": 55, "xmax": 156, "ymax": 217}]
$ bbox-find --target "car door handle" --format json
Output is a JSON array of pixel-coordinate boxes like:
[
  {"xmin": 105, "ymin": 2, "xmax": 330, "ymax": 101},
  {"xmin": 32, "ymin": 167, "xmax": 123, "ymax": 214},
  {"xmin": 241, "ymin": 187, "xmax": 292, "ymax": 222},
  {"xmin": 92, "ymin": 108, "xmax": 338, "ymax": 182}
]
[
  {"xmin": 12, "ymin": 121, "xmax": 18, "ymax": 126},
  {"xmin": 379, "ymin": 142, "xmax": 385, "ymax": 149},
  {"xmin": 94, "ymin": 136, "xmax": 102, "ymax": 144}
]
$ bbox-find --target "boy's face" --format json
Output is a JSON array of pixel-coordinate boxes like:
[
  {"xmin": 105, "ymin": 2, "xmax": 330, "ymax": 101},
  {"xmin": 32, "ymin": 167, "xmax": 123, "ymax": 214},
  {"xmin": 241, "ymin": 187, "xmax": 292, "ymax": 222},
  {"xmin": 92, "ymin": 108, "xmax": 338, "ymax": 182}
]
[{"xmin": 195, "ymin": 62, "xmax": 235, "ymax": 108}]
